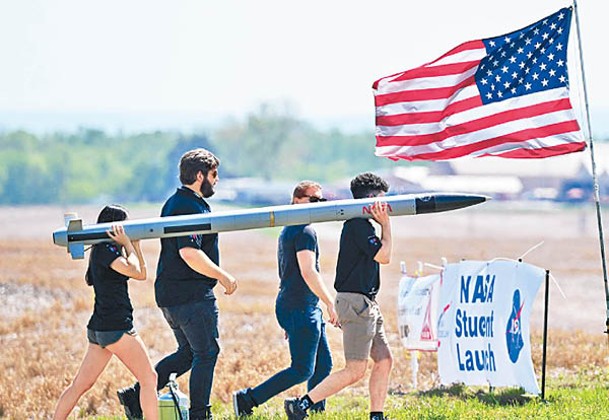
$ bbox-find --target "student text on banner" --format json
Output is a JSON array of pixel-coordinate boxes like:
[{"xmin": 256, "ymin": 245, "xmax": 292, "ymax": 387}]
[{"xmin": 437, "ymin": 260, "xmax": 544, "ymax": 394}]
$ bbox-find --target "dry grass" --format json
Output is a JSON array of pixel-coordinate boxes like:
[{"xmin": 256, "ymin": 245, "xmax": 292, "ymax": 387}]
[{"xmin": 1, "ymin": 203, "xmax": 609, "ymax": 418}]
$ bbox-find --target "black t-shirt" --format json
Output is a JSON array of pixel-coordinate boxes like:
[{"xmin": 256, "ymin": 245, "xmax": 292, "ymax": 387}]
[
  {"xmin": 334, "ymin": 218, "xmax": 383, "ymax": 299},
  {"xmin": 87, "ymin": 242, "xmax": 134, "ymax": 331},
  {"xmin": 276, "ymin": 224, "xmax": 319, "ymax": 308},
  {"xmin": 155, "ymin": 186, "xmax": 219, "ymax": 307}
]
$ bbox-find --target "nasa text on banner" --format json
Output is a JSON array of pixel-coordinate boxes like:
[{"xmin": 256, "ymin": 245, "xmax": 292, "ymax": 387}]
[
  {"xmin": 437, "ymin": 260, "xmax": 544, "ymax": 394},
  {"xmin": 398, "ymin": 272, "xmax": 441, "ymax": 351}
]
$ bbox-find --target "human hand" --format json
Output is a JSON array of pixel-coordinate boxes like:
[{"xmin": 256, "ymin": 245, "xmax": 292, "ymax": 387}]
[
  {"xmin": 371, "ymin": 201, "xmax": 390, "ymax": 226},
  {"xmin": 326, "ymin": 303, "xmax": 340, "ymax": 328},
  {"xmin": 107, "ymin": 224, "xmax": 131, "ymax": 247},
  {"xmin": 219, "ymin": 273, "xmax": 238, "ymax": 295}
]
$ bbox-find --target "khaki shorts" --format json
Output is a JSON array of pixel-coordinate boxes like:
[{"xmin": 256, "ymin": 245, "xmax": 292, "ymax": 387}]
[{"xmin": 336, "ymin": 292, "xmax": 391, "ymax": 361}]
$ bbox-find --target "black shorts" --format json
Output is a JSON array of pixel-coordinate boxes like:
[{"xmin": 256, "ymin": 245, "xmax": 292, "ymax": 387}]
[{"xmin": 87, "ymin": 328, "xmax": 137, "ymax": 348}]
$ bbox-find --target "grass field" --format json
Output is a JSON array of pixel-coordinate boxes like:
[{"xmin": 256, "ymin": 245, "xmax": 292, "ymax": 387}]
[{"xmin": 1, "ymin": 202, "xmax": 609, "ymax": 419}]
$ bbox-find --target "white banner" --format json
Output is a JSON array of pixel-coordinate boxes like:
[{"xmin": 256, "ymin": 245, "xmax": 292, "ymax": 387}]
[
  {"xmin": 437, "ymin": 260, "xmax": 544, "ymax": 394},
  {"xmin": 397, "ymin": 273, "xmax": 440, "ymax": 351}
]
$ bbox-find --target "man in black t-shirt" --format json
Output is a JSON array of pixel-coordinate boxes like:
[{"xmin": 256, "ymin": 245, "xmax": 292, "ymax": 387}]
[
  {"xmin": 285, "ymin": 173, "xmax": 393, "ymax": 420},
  {"xmin": 119, "ymin": 148, "xmax": 238, "ymax": 420},
  {"xmin": 232, "ymin": 181, "xmax": 338, "ymax": 416}
]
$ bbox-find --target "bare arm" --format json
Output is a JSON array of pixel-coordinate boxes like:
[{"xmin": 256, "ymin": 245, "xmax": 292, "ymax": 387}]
[
  {"xmin": 296, "ymin": 249, "xmax": 339, "ymax": 326},
  {"xmin": 179, "ymin": 247, "xmax": 238, "ymax": 295},
  {"xmin": 108, "ymin": 225, "xmax": 147, "ymax": 280},
  {"xmin": 371, "ymin": 201, "xmax": 392, "ymax": 265}
]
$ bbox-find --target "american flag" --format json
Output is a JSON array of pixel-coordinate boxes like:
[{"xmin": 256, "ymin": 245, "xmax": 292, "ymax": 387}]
[{"xmin": 373, "ymin": 7, "xmax": 586, "ymax": 161}]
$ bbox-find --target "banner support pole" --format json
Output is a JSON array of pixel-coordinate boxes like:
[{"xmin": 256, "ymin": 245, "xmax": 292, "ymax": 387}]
[
  {"xmin": 572, "ymin": 0, "xmax": 609, "ymax": 336},
  {"xmin": 541, "ymin": 269, "xmax": 550, "ymax": 400}
]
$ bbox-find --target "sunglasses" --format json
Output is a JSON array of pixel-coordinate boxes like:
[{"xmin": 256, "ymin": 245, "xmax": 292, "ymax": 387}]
[{"xmin": 306, "ymin": 196, "xmax": 327, "ymax": 203}]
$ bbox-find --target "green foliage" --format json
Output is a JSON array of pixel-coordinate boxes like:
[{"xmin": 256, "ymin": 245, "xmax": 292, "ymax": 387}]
[
  {"xmin": 203, "ymin": 371, "xmax": 609, "ymax": 419},
  {"xmin": 0, "ymin": 106, "xmax": 404, "ymax": 205}
]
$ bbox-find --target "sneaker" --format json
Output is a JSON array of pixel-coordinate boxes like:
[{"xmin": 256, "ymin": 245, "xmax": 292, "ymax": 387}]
[
  {"xmin": 284, "ymin": 398, "xmax": 308, "ymax": 420},
  {"xmin": 232, "ymin": 388, "xmax": 255, "ymax": 416},
  {"xmin": 117, "ymin": 386, "xmax": 143, "ymax": 420}
]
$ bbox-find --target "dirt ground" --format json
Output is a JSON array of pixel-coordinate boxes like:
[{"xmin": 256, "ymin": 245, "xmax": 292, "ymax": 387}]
[{"xmin": 1, "ymin": 201, "xmax": 608, "ymax": 418}]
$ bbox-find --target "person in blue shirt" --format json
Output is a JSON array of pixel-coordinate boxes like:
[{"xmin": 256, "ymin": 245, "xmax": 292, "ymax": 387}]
[
  {"xmin": 53, "ymin": 205, "xmax": 157, "ymax": 420},
  {"xmin": 232, "ymin": 180, "xmax": 339, "ymax": 417},
  {"xmin": 284, "ymin": 173, "xmax": 393, "ymax": 420},
  {"xmin": 118, "ymin": 148, "xmax": 238, "ymax": 420}
]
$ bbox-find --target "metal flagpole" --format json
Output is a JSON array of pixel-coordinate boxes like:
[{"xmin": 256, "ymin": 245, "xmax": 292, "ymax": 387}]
[{"xmin": 572, "ymin": 0, "xmax": 609, "ymax": 336}]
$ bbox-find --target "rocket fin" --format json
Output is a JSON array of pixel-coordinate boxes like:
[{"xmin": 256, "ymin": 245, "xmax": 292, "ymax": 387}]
[{"xmin": 68, "ymin": 243, "xmax": 85, "ymax": 260}]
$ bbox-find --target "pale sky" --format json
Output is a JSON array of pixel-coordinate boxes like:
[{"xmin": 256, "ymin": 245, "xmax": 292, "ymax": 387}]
[{"xmin": 1, "ymin": 0, "xmax": 607, "ymax": 134}]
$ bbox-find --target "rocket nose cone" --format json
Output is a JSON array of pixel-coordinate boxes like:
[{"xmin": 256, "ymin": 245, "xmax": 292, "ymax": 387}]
[{"xmin": 415, "ymin": 194, "xmax": 489, "ymax": 214}]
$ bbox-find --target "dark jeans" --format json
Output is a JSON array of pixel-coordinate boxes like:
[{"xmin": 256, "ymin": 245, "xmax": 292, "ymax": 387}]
[
  {"xmin": 156, "ymin": 299, "xmax": 220, "ymax": 419},
  {"xmin": 249, "ymin": 303, "xmax": 332, "ymax": 411}
]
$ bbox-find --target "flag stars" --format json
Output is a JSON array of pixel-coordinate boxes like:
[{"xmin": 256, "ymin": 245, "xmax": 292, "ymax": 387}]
[{"xmin": 476, "ymin": 8, "xmax": 571, "ymax": 105}]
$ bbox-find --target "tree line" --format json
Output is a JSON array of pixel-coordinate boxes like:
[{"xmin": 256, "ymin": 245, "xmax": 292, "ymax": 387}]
[{"xmin": 0, "ymin": 105, "xmax": 401, "ymax": 205}]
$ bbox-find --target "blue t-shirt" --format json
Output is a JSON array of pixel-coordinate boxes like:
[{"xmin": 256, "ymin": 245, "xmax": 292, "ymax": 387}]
[
  {"xmin": 155, "ymin": 186, "xmax": 219, "ymax": 307},
  {"xmin": 334, "ymin": 218, "xmax": 383, "ymax": 299},
  {"xmin": 87, "ymin": 242, "xmax": 134, "ymax": 331},
  {"xmin": 276, "ymin": 224, "xmax": 320, "ymax": 308}
]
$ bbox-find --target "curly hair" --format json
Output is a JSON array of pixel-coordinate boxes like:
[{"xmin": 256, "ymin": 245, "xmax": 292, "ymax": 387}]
[
  {"xmin": 179, "ymin": 148, "xmax": 220, "ymax": 185},
  {"xmin": 350, "ymin": 172, "xmax": 389, "ymax": 199}
]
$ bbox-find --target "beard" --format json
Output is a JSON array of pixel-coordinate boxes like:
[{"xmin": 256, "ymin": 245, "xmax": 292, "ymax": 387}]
[{"xmin": 200, "ymin": 177, "xmax": 215, "ymax": 198}]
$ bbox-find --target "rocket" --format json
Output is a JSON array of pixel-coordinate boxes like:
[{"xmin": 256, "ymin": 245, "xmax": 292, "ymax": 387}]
[{"xmin": 53, "ymin": 193, "xmax": 488, "ymax": 259}]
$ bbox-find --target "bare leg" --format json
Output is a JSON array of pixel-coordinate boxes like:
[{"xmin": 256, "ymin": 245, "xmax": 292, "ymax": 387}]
[
  {"xmin": 369, "ymin": 356, "xmax": 393, "ymax": 412},
  {"xmin": 109, "ymin": 334, "xmax": 159, "ymax": 420},
  {"xmin": 308, "ymin": 359, "xmax": 368, "ymax": 404},
  {"xmin": 53, "ymin": 343, "xmax": 112, "ymax": 420}
]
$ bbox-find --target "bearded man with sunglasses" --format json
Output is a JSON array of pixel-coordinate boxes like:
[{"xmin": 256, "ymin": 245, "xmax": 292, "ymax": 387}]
[{"xmin": 232, "ymin": 180, "xmax": 339, "ymax": 417}]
